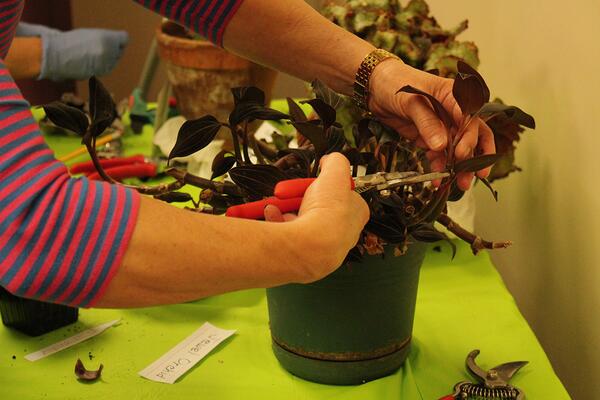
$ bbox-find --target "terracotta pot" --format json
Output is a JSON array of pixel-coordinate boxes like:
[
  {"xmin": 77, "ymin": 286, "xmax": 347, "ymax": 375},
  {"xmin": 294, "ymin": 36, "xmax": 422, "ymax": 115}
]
[{"xmin": 156, "ymin": 22, "xmax": 278, "ymax": 123}]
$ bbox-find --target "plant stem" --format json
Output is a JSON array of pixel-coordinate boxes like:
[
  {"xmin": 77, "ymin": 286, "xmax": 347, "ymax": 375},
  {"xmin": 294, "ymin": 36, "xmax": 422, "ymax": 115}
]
[
  {"xmin": 436, "ymin": 213, "xmax": 512, "ymax": 254},
  {"xmin": 225, "ymin": 124, "xmax": 243, "ymax": 165},
  {"xmin": 166, "ymin": 168, "xmax": 243, "ymax": 197},
  {"xmin": 84, "ymin": 134, "xmax": 117, "ymax": 184},
  {"xmin": 241, "ymin": 122, "xmax": 252, "ymax": 164}
]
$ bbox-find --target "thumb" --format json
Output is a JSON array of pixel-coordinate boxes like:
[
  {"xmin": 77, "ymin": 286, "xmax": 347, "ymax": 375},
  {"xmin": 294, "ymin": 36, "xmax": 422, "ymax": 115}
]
[{"xmin": 315, "ymin": 152, "xmax": 352, "ymax": 192}]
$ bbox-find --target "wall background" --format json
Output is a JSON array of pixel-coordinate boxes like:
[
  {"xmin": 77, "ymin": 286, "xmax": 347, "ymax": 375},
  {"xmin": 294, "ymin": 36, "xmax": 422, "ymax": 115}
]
[{"xmin": 70, "ymin": 1, "xmax": 599, "ymax": 397}]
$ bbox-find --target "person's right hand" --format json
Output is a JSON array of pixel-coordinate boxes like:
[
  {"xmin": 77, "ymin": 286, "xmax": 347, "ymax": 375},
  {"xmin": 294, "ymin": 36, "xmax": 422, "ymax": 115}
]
[
  {"xmin": 265, "ymin": 153, "xmax": 369, "ymax": 281},
  {"xmin": 16, "ymin": 22, "xmax": 128, "ymax": 81}
]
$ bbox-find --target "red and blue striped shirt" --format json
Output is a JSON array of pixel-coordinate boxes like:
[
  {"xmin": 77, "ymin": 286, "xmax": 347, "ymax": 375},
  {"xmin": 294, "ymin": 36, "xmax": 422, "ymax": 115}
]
[{"xmin": 0, "ymin": 0, "xmax": 243, "ymax": 307}]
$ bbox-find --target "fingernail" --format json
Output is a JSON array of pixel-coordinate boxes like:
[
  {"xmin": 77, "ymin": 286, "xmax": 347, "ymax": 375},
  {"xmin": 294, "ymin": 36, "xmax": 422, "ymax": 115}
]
[{"xmin": 431, "ymin": 135, "xmax": 445, "ymax": 150}]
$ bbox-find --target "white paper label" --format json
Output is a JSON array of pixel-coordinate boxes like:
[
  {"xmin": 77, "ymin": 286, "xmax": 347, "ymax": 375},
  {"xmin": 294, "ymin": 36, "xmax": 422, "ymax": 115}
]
[
  {"xmin": 253, "ymin": 121, "xmax": 284, "ymax": 143},
  {"xmin": 25, "ymin": 319, "xmax": 120, "ymax": 362},
  {"xmin": 138, "ymin": 322, "xmax": 236, "ymax": 384}
]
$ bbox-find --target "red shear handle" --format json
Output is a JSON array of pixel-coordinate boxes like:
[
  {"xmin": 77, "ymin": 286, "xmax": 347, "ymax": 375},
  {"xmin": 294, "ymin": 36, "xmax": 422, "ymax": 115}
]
[
  {"xmin": 438, "ymin": 395, "xmax": 456, "ymax": 400},
  {"xmin": 226, "ymin": 197, "xmax": 303, "ymax": 219},
  {"xmin": 70, "ymin": 155, "xmax": 146, "ymax": 174},
  {"xmin": 88, "ymin": 163, "xmax": 157, "ymax": 180},
  {"xmin": 274, "ymin": 177, "xmax": 355, "ymax": 199}
]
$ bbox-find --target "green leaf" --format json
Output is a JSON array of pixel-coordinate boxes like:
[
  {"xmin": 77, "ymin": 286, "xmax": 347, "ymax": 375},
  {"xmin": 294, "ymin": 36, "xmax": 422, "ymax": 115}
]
[
  {"xmin": 42, "ymin": 102, "xmax": 89, "ymax": 136},
  {"xmin": 168, "ymin": 115, "xmax": 222, "ymax": 163},
  {"xmin": 397, "ymin": 85, "xmax": 455, "ymax": 129},
  {"xmin": 454, "ymin": 153, "xmax": 501, "ymax": 173},
  {"xmin": 88, "ymin": 77, "xmax": 116, "ymax": 138},
  {"xmin": 311, "ymin": 79, "xmax": 344, "ymax": 110}
]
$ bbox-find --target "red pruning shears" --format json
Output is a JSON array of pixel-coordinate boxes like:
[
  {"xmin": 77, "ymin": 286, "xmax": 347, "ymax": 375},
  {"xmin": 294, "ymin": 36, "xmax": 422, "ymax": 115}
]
[
  {"xmin": 69, "ymin": 154, "xmax": 157, "ymax": 181},
  {"xmin": 225, "ymin": 171, "xmax": 449, "ymax": 219}
]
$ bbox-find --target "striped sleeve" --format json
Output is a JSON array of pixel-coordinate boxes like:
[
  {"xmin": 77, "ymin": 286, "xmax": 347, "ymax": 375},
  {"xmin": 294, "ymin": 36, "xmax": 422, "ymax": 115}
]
[
  {"xmin": 133, "ymin": 0, "xmax": 244, "ymax": 46},
  {"xmin": 0, "ymin": 61, "xmax": 141, "ymax": 307}
]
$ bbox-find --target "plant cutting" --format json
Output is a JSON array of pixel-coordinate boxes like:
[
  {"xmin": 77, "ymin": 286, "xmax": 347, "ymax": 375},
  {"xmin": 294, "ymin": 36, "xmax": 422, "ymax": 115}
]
[
  {"xmin": 43, "ymin": 50, "xmax": 534, "ymax": 383},
  {"xmin": 321, "ymin": 0, "xmax": 532, "ymax": 182}
]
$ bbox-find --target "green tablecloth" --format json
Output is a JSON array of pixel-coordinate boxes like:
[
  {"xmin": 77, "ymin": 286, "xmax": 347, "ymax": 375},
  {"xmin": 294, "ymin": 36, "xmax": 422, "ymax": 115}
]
[{"xmin": 0, "ymin": 109, "xmax": 570, "ymax": 399}]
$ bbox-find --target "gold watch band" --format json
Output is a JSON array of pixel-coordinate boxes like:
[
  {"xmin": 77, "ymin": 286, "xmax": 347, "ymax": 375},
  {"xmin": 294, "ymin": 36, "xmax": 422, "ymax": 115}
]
[{"xmin": 353, "ymin": 49, "xmax": 400, "ymax": 111}]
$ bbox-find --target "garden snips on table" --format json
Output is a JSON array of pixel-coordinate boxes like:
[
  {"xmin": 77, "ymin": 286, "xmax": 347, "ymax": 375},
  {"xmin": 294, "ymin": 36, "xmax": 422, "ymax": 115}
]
[
  {"xmin": 225, "ymin": 171, "xmax": 449, "ymax": 219},
  {"xmin": 439, "ymin": 349, "xmax": 528, "ymax": 400}
]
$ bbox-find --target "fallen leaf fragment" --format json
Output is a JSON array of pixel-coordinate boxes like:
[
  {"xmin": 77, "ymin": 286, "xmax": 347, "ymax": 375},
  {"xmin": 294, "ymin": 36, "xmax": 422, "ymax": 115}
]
[{"xmin": 74, "ymin": 358, "xmax": 103, "ymax": 381}]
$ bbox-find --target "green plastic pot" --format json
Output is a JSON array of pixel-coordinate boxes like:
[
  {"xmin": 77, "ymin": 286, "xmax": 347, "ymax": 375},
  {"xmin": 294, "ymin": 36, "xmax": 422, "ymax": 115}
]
[{"xmin": 267, "ymin": 242, "xmax": 427, "ymax": 385}]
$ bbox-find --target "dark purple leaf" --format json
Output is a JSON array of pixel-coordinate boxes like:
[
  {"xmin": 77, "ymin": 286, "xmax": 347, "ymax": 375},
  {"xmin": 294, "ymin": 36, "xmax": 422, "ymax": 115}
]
[
  {"xmin": 88, "ymin": 77, "xmax": 116, "ymax": 138},
  {"xmin": 326, "ymin": 125, "xmax": 346, "ymax": 153},
  {"xmin": 366, "ymin": 216, "xmax": 407, "ymax": 243},
  {"xmin": 355, "ymin": 118, "xmax": 373, "ymax": 149},
  {"xmin": 211, "ymin": 150, "xmax": 236, "ymax": 179},
  {"xmin": 286, "ymin": 97, "xmax": 307, "ymax": 122},
  {"xmin": 168, "ymin": 115, "xmax": 222, "ymax": 163},
  {"xmin": 292, "ymin": 121, "xmax": 327, "ymax": 155},
  {"xmin": 229, "ymin": 103, "xmax": 289, "ymax": 127},
  {"xmin": 426, "ymin": 69, "xmax": 440, "ymax": 76},
  {"xmin": 448, "ymin": 180, "xmax": 465, "ymax": 202},
  {"xmin": 231, "ymin": 86, "xmax": 265, "ymax": 106},
  {"xmin": 74, "ymin": 358, "xmax": 103, "ymax": 381},
  {"xmin": 397, "ymin": 85, "xmax": 455, "ymax": 129},
  {"xmin": 477, "ymin": 102, "xmax": 536, "ymax": 129},
  {"xmin": 300, "ymin": 98, "xmax": 336, "ymax": 130},
  {"xmin": 453, "ymin": 74, "xmax": 486, "ymax": 115},
  {"xmin": 478, "ymin": 177, "xmax": 498, "ymax": 202},
  {"xmin": 277, "ymin": 148, "xmax": 315, "ymax": 171},
  {"xmin": 42, "ymin": 102, "xmax": 89, "ymax": 136},
  {"xmin": 311, "ymin": 79, "xmax": 344, "ymax": 109},
  {"xmin": 153, "ymin": 192, "xmax": 193, "ymax": 204},
  {"xmin": 413, "ymin": 184, "xmax": 450, "ymax": 224},
  {"xmin": 410, "ymin": 224, "xmax": 457, "ymax": 260},
  {"xmin": 454, "ymin": 153, "xmax": 501, "ymax": 173},
  {"xmin": 229, "ymin": 164, "xmax": 287, "ymax": 197},
  {"xmin": 457, "ymin": 61, "xmax": 490, "ymax": 103},
  {"xmin": 410, "ymin": 224, "xmax": 448, "ymax": 243}
]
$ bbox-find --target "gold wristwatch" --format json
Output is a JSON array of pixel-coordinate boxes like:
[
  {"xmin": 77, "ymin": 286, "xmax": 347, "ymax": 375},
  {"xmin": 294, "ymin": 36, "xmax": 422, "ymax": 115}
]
[{"xmin": 353, "ymin": 49, "xmax": 400, "ymax": 111}]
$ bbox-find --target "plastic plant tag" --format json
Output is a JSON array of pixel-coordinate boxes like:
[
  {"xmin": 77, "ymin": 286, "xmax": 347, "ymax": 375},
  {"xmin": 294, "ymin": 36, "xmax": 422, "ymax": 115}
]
[
  {"xmin": 138, "ymin": 322, "xmax": 236, "ymax": 384},
  {"xmin": 25, "ymin": 319, "xmax": 120, "ymax": 361}
]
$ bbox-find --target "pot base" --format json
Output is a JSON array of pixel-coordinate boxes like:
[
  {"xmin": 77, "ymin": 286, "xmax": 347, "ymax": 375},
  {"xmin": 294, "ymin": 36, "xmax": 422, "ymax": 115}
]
[{"xmin": 271, "ymin": 338, "xmax": 411, "ymax": 385}]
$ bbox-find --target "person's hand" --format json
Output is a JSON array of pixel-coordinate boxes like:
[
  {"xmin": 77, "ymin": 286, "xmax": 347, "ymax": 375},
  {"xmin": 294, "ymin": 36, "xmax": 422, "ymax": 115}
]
[
  {"xmin": 368, "ymin": 59, "xmax": 496, "ymax": 190},
  {"xmin": 265, "ymin": 153, "xmax": 369, "ymax": 281},
  {"xmin": 16, "ymin": 22, "xmax": 128, "ymax": 81}
]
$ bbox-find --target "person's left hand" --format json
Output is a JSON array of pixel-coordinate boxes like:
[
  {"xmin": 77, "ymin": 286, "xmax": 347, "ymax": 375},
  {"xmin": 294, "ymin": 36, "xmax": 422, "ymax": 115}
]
[
  {"xmin": 368, "ymin": 59, "xmax": 496, "ymax": 191},
  {"xmin": 16, "ymin": 22, "xmax": 128, "ymax": 81}
]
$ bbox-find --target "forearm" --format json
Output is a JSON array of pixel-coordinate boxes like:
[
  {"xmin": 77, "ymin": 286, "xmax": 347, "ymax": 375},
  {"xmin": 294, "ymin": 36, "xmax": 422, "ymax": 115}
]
[
  {"xmin": 5, "ymin": 37, "xmax": 42, "ymax": 80},
  {"xmin": 94, "ymin": 197, "xmax": 330, "ymax": 308},
  {"xmin": 223, "ymin": 0, "xmax": 375, "ymax": 95}
]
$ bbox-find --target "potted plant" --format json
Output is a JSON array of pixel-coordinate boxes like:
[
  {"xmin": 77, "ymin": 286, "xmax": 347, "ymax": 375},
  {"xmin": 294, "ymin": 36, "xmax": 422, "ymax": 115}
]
[
  {"xmin": 156, "ymin": 21, "xmax": 278, "ymax": 123},
  {"xmin": 42, "ymin": 51, "xmax": 533, "ymax": 385}
]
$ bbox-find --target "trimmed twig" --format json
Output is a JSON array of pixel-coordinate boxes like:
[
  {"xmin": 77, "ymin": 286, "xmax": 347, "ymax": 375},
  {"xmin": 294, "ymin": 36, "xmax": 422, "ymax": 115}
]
[
  {"xmin": 166, "ymin": 168, "xmax": 243, "ymax": 197},
  {"xmin": 436, "ymin": 213, "xmax": 512, "ymax": 255},
  {"xmin": 84, "ymin": 133, "xmax": 185, "ymax": 196}
]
